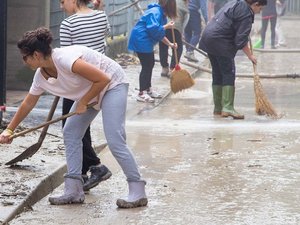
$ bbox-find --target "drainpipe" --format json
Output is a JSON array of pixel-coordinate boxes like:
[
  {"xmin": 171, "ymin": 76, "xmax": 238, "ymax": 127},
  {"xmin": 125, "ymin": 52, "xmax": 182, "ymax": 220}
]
[{"xmin": 0, "ymin": 0, "xmax": 7, "ymax": 125}]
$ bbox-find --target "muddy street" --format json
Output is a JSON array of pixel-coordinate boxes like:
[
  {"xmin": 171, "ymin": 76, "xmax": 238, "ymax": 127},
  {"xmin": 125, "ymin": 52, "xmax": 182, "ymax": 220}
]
[{"xmin": 1, "ymin": 17, "xmax": 300, "ymax": 225}]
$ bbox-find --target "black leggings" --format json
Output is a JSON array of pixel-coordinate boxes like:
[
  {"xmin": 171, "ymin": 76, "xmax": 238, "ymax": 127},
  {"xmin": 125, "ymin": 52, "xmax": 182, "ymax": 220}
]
[
  {"xmin": 159, "ymin": 29, "xmax": 183, "ymax": 69},
  {"xmin": 62, "ymin": 98, "xmax": 100, "ymax": 175},
  {"xmin": 136, "ymin": 52, "xmax": 155, "ymax": 92}
]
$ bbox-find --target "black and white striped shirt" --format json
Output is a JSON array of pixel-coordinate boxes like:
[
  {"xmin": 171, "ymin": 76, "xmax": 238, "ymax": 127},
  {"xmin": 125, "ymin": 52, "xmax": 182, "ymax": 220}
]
[{"xmin": 60, "ymin": 10, "xmax": 110, "ymax": 54}]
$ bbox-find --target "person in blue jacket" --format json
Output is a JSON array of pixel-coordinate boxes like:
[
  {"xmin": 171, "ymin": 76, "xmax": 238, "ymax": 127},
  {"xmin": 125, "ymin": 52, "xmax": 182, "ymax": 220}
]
[
  {"xmin": 128, "ymin": 0, "xmax": 177, "ymax": 103},
  {"xmin": 199, "ymin": 0, "xmax": 267, "ymax": 119}
]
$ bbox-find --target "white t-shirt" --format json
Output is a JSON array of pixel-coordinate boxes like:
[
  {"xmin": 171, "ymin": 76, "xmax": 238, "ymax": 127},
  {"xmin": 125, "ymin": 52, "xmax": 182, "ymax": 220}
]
[{"xmin": 29, "ymin": 45, "xmax": 127, "ymax": 109}]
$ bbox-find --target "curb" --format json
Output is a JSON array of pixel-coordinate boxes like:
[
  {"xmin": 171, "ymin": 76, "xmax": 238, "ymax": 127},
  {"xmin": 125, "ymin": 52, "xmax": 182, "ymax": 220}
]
[{"xmin": 2, "ymin": 143, "xmax": 107, "ymax": 225}]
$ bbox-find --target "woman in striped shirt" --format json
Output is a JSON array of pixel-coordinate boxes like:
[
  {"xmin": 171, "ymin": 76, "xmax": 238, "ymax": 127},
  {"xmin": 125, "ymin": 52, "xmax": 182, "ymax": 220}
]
[{"xmin": 59, "ymin": 0, "xmax": 111, "ymax": 192}]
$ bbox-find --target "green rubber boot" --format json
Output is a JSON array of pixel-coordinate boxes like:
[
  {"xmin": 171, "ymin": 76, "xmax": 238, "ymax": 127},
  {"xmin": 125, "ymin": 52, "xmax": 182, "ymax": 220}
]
[
  {"xmin": 221, "ymin": 86, "xmax": 244, "ymax": 119},
  {"xmin": 212, "ymin": 85, "xmax": 222, "ymax": 115}
]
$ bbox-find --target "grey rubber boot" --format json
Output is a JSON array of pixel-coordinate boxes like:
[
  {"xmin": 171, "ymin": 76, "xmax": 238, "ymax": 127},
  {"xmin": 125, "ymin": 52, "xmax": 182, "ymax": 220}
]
[
  {"xmin": 212, "ymin": 85, "xmax": 222, "ymax": 115},
  {"xmin": 116, "ymin": 180, "xmax": 148, "ymax": 208},
  {"xmin": 221, "ymin": 85, "xmax": 244, "ymax": 119},
  {"xmin": 48, "ymin": 174, "xmax": 85, "ymax": 205}
]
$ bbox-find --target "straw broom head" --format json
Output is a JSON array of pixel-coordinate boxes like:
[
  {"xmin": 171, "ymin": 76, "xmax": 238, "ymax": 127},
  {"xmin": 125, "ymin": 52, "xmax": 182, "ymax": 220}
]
[
  {"xmin": 249, "ymin": 37, "xmax": 280, "ymax": 119},
  {"xmin": 170, "ymin": 65, "xmax": 195, "ymax": 93},
  {"xmin": 169, "ymin": 27, "xmax": 195, "ymax": 94},
  {"xmin": 254, "ymin": 74, "xmax": 280, "ymax": 119}
]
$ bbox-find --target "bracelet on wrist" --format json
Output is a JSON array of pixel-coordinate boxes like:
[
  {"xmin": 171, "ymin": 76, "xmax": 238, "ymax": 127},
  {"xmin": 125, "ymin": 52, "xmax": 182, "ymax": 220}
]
[{"xmin": 5, "ymin": 128, "xmax": 14, "ymax": 135}]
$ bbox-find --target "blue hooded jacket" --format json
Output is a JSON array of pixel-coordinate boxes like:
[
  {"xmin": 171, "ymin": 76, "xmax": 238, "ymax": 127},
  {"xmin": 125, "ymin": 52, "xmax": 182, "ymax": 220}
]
[{"xmin": 128, "ymin": 3, "xmax": 167, "ymax": 53}]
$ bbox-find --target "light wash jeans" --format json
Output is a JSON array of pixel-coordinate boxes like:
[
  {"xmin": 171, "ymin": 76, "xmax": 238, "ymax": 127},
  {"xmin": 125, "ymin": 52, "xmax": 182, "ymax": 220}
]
[
  {"xmin": 184, "ymin": 9, "xmax": 201, "ymax": 52},
  {"xmin": 63, "ymin": 83, "xmax": 142, "ymax": 182}
]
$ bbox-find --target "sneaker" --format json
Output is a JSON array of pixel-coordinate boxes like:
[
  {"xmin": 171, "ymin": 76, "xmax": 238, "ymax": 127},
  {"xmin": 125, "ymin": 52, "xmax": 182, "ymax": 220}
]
[
  {"xmin": 161, "ymin": 67, "xmax": 170, "ymax": 78},
  {"xmin": 147, "ymin": 90, "xmax": 162, "ymax": 99},
  {"xmin": 82, "ymin": 174, "xmax": 88, "ymax": 183},
  {"xmin": 82, "ymin": 175, "xmax": 90, "ymax": 193},
  {"xmin": 184, "ymin": 51, "xmax": 199, "ymax": 62},
  {"xmin": 136, "ymin": 92, "xmax": 155, "ymax": 103},
  {"xmin": 83, "ymin": 165, "xmax": 112, "ymax": 192}
]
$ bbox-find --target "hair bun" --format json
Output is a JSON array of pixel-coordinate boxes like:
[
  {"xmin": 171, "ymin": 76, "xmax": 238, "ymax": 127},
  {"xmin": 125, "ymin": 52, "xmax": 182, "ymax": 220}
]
[{"xmin": 36, "ymin": 27, "xmax": 53, "ymax": 45}]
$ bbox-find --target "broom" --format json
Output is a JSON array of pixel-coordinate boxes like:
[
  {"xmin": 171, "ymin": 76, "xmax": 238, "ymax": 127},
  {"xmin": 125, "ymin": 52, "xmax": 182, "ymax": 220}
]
[
  {"xmin": 250, "ymin": 39, "xmax": 279, "ymax": 119},
  {"xmin": 170, "ymin": 27, "xmax": 195, "ymax": 93}
]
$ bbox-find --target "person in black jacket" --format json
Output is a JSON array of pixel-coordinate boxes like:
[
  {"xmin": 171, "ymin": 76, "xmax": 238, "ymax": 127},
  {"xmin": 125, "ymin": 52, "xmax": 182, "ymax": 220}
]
[
  {"xmin": 199, "ymin": 0, "xmax": 267, "ymax": 119},
  {"xmin": 213, "ymin": 0, "xmax": 230, "ymax": 14}
]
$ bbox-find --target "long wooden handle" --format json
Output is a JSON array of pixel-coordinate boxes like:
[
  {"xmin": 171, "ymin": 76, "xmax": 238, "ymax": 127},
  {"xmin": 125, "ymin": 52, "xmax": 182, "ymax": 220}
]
[
  {"xmin": 11, "ymin": 102, "xmax": 97, "ymax": 139},
  {"xmin": 38, "ymin": 96, "xmax": 60, "ymax": 141},
  {"xmin": 171, "ymin": 27, "xmax": 179, "ymax": 65},
  {"xmin": 182, "ymin": 39, "xmax": 208, "ymax": 57},
  {"xmin": 249, "ymin": 37, "xmax": 258, "ymax": 75}
]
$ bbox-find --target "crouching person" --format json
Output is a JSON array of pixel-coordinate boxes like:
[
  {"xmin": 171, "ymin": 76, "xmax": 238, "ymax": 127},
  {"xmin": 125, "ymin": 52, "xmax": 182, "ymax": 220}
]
[{"xmin": 0, "ymin": 27, "xmax": 147, "ymax": 208}]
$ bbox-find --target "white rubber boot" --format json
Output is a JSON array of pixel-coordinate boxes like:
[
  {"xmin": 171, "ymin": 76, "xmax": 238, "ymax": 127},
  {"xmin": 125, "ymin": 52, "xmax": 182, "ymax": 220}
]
[
  {"xmin": 48, "ymin": 174, "xmax": 85, "ymax": 205},
  {"xmin": 116, "ymin": 181, "xmax": 148, "ymax": 208}
]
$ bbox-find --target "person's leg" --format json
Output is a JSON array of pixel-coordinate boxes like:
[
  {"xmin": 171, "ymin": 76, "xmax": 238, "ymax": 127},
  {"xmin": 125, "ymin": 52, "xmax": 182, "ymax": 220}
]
[
  {"xmin": 82, "ymin": 125, "xmax": 112, "ymax": 192},
  {"xmin": 170, "ymin": 29, "xmax": 183, "ymax": 70},
  {"xmin": 208, "ymin": 54, "xmax": 223, "ymax": 115},
  {"xmin": 189, "ymin": 10, "xmax": 201, "ymax": 48},
  {"xmin": 62, "ymin": 98, "xmax": 73, "ymax": 127},
  {"xmin": 261, "ymin": 18, "xmax": 269, "ymax": 48},
  {"xmin": 270, "ymin": 16, "xmax": 277, "ymax": 48},
  {"xmin": 49, "ymin": 106, "xmax": 99, "ymax": 204},
  {"xmin": 184, "ymin": 10, "xmax": 200, "ymax": 62},
  {"xmin": 63, "ymin": 98, "xmax": 102, "ymax": 176},
  {"xmin": 159, "ymin": 31, "xmax": 170, "ymax": 77},
  {"xmin": 81, "ymin": 127, "xmax": 100, "ymax": 175},
  {"xmin": 136, "ymin": 52, "xmax": 157, "ymax": 102},
  {"xmin": 275, "ymin": 16, "xmax": 286, "ymax": 46},
  {"xmin": 64, "ymin": 106, "xmax": 99, "ymax": 176},
  {"xmin": 101, "ymin": 84, "xmax": 147, "ymax": 208},
  {"xmin": 184, "ymin": 19, "xmax": 192, "ymax": 52},
  {"xmin": 218, "ymin": 56, "xmax": 244, "ymax": 119},
  {"xmin": 136, "ymin": 52, "xmax": 155, "ymax": 92}
]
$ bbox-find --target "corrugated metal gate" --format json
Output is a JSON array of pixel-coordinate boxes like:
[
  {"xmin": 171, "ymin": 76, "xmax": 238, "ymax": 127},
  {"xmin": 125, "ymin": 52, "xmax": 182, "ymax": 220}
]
[{"xmin": 287, "ymin": 0, "xmax": 300, "ymax": 14}]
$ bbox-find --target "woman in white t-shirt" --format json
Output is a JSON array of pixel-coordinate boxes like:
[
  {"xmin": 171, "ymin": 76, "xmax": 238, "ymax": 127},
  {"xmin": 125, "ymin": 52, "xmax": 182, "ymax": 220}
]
[{"xmin": 0, "ymin": 27, "xmax": 147, "ymax": 208}]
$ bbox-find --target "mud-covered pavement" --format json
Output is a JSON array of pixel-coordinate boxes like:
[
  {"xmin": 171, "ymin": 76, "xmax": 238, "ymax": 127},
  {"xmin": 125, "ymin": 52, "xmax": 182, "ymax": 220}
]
[{"xmin": 1, "ymin": 17, "xmax": 300, "ymax": 225}]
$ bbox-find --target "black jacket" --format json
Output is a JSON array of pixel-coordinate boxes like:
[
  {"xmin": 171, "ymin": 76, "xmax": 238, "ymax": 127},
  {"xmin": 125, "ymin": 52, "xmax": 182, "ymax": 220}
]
[{"xmin": 199, "ymin": 0, "xmax": 254, "ymax": 58}]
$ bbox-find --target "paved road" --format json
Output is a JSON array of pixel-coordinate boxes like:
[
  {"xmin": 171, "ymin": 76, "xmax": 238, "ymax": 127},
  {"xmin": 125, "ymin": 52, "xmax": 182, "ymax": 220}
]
[{"xmin": 1, "ymin": 16, "xmax": 300, "ymax": 225}]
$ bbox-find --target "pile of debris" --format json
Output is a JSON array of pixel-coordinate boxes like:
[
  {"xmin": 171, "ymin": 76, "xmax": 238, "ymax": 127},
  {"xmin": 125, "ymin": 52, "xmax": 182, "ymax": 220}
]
[{"xmin": 114, "ymin": 53, "xmax": 140, "ymax": 68}]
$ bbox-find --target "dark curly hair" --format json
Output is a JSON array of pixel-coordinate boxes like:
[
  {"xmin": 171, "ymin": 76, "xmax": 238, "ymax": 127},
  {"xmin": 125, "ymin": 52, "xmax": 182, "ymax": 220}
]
[{"xmin": 17, "ymin": 27, "xmax": 53, "ymax": 57}]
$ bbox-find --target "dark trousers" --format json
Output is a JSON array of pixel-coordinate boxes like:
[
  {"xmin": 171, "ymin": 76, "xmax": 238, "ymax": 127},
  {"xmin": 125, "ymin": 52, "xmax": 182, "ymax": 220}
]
[
  {"xmin": 159, "ymin": 29, "xmax": 183, "ymax": 69},
  {"xmin": 62, "ymin": 98, "xmax": 100, "ymax": 175},
  {"xmin": 136, "ymin": 52, "xmax": 155, "ymax": 92},
  {"xmin": 208, "ymin": 54, "xmax": 235, "ymax": 86},
  {"xmin": 261, "ymin": 16, "xmax": 277, "ymax": 47}
]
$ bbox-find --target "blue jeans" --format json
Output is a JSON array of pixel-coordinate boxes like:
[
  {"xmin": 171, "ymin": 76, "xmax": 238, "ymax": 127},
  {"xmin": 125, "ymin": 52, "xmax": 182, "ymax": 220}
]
[
  {"xmin": 184, "ymin": 10, "xmax": 202, "ymax": 52},
  {"xmin": 63, "ymin": 83, "xmax": 142, "ymax": 182}
]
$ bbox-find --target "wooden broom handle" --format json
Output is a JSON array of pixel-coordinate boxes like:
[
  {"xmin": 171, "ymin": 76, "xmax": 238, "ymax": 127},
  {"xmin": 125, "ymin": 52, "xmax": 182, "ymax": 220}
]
[
  {"xmin": 171, "ymin": 27, "xmax": 179, "ymax": 65},
  {"xmin": 249, "ymin": 37, "xmax": 258, "ymax": 75},
  {"xmin": 10, "ymin": 102, "xmax": 97, "ymax": 139}
]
